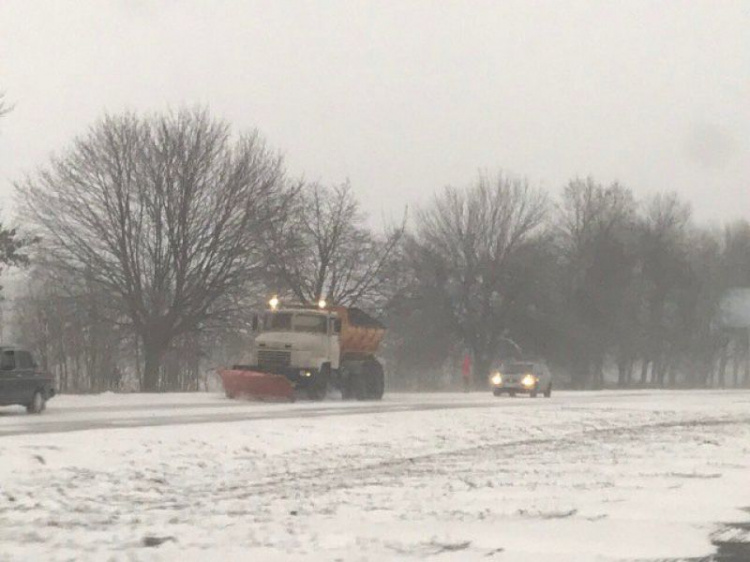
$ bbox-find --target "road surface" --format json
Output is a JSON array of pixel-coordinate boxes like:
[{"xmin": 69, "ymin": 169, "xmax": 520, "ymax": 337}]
[{"xmin": 0, "ymin": 389, "xmax": 727, "ymax": 436}]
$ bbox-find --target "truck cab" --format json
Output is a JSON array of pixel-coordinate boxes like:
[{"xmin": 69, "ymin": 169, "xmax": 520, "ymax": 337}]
[
  {"xmin": 244, "ymin": 303, "xmax": 385, "ymax": 401},
  {"xmin": 252, "ymin": 308, "xmax": 340, "ymax": 398}
]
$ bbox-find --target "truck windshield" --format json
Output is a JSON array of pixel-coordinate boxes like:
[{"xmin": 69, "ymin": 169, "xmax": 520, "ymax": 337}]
[
  {"xmin": 293, "ymin": 314, "xmax": 328, "ymax": 334},
  {"xmin": 266, "ymin": 313, "xmax": 292, "ymax": 331},
  {"xmin": 264, "ymin": 312, "xmax": 328, "ymax": 334}
]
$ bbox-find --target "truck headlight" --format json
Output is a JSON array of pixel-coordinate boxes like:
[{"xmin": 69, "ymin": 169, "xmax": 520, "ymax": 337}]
[
  {"xmin": 491, "ymin": 372, "xmax": 502, "ymax": 385},
  {"xmin": 521, "ymin": 374, "xmax": 536, "ymax": 387}
]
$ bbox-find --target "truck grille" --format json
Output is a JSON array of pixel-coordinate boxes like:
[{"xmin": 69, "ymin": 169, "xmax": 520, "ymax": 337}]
[{"xmin": 258, "ymin": 350, "xmax": 291, "ymax": 371}]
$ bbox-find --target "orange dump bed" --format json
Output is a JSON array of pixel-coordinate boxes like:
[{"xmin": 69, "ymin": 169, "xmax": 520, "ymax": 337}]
[{"xmin": 334, "ymin": 306, "xmax": 386, "ymax": 355}]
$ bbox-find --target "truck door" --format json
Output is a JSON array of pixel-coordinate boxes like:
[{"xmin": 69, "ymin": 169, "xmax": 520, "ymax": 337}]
[{"xmin": 329, "ymin": 316, "xmax": 341, "ymax": 370}]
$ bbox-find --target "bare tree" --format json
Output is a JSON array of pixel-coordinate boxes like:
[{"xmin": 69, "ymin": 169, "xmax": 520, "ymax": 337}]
[
  {"xmin": 555, "ymin": 178, "xmax": 638, "ymax": 388},
  {"xmin": 265, "ymin": 182, "xmax": 404, "ymax": 308},
  {"xmin": 676, "ymin": 227, "xmax": 725, "ymax": 388},
  {"xmin": 14, "ymin": 265, "xmax": 127, "ymax": 393},
  {"xmin": 717, "ymin": 220, "xmax": 750, "ymax": 387},
  {"xmin": 18, "ymin": 109, "xmax": 288, "ymax": 391},
  {"xmin": 407, "ymin": 173, "xmax": 548, "ymax": 384},
  {"xmin": 636, "ymin": 192, "xmax": 692, "ymax": 386},
  {"xmin": 0, "ymin": 90, "xmax": 27, "ymax": 285}
]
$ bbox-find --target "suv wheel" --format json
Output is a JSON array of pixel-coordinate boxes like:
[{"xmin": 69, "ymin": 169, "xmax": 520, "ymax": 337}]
[{"xmin": 27, "ymin": 391, "xmax": 45, "ymax": 414}]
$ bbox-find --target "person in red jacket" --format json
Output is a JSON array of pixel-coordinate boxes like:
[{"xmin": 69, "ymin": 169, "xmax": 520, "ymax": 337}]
[{"xmin": 461, "ymin": 354, "xmax": 472, "ymax": 392}]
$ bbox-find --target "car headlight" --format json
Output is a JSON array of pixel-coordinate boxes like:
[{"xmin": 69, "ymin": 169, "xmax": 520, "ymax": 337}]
[
  {"xmin": 521, "ymin": 374, "xmax": 536, "ymax": 387},
  {"xmin": 491, "ymin": 372, "xmax": 502, "ymax": 385}
]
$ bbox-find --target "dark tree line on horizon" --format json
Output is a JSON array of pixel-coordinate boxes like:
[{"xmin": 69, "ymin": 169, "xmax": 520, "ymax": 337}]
[{"xmin": 2, "ymin": 108, "xmax": 749, "ymax": 392}]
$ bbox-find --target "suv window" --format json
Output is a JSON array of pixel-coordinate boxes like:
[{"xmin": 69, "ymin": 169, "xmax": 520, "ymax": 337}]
[
  {"xmin": 16, "ymin": 351, "xmax": 35, "ymax": 369},
  {"xmin": 1, "ymin": 350, "xmax": 16, "ymax": 371}
]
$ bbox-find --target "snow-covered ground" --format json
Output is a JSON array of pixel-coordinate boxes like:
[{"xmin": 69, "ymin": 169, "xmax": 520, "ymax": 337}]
[{"xmin": 1, "ymin": 391, "xmax": 750, "ymax": 561}]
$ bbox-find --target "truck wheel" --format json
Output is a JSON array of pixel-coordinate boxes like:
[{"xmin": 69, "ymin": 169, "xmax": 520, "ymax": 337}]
[
  {"xmin": 27, "ymin": 391, "xmax": 45, "ymax": 414},
  {"xmin": 341, "ymin": 381, "xmax": 353, "ymax": 400},
  {"xmin": 307, "ymin": 366, "xmax": 329, "ymax": 401},
  {"xmin": 366, "ymin": 361, "xmax": 385, "ymax": 400},
  {"xmin": 352, "ymin": 372, "xmax": 369, "ymax": 401},
  {"xmin": 307, "ymin": 385, "xmax": 326, "ymax": 401}
]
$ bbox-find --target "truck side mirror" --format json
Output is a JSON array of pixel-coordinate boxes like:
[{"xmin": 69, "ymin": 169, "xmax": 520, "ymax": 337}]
[{"xmin": 252, "ymin": 314, "xmax": 259, "ymax": 332}]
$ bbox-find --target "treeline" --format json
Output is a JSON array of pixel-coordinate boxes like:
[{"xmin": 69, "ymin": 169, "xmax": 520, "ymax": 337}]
[
  {"xmin": 389, "ymin": 178, "xmax": 750, "ymax": 390},
  {"xmin": 4, "ymin": 108, "xmax": 750, "ymax": 392}
]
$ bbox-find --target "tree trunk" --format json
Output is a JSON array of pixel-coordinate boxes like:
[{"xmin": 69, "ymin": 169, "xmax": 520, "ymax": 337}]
[
  {"xmin": 668, "ymin": 364, "xmax": 677, "ymax": 388},
  {"xmin": 473, "ymin": 352, "xmax": 490, "ymax": 391},
  {"xmin": 717, "ymin": 346, "xmax": 728, "ymax": 389},
  {"xmin": 617, "ymin": 356, "xmax": 628, "ymax": 388},
  {"xmin": 142, "ymin": 338, "xmax": 164, "ymax": 392},
  {"xmin": 656, "ymin": 359, "xmax": 667, "ymax": 388},
  {"xmin": 640, "ymin": 358, "xmax": 650, "ymax": 386},
  {"xmin": 134, "ymin": 334, "xmax": 142, "ymax": 389}
]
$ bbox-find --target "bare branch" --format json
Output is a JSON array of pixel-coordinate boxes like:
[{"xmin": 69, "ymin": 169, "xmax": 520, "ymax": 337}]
[{"xmin": 264, "ymin": 181, "xmax": 405, "ymax": 308}]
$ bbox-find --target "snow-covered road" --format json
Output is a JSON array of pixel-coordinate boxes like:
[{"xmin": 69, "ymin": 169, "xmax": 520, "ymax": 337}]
[
  {"xmin": 1, "ymin": 391, "xmax": 750, "ymax": 561},
  {"xmin": 0, "ymin": 390, "xmax": 685, "ymax": 437}
]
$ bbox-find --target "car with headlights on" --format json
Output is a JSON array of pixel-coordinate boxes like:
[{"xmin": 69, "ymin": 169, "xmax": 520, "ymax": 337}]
[{"xmin": 489, "ymin": 361, "xmax": 552, "ymax": 398}]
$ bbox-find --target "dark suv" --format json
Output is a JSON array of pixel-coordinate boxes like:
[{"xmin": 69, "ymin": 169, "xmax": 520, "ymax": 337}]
[{"xmin": 0, "ymin": 346, "xmax": 55, "ymax": 414}]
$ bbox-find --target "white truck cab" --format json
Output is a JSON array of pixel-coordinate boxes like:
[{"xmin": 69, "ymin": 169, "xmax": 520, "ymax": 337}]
[
  {"xmin": 254, "ymin": 308, "xmax": 340, "ymax": 374},
  {"xmin": 248, "ymin": 304, "xmax": 385, "ymax": 400}
]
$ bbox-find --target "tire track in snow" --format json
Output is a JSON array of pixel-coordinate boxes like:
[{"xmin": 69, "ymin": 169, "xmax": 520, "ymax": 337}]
[{"xmin": 167, "ymin": 413, "xmax": 750, "ymax": 505}]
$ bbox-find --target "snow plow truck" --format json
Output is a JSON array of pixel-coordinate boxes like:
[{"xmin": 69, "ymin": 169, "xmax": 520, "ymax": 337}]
[{"xmin": 219, "ymin": 300, "xmax": 386, "ymax": 402}]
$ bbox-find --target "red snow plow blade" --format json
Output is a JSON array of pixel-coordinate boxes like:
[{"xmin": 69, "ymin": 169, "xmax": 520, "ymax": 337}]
[{"xmin": 218, "ymin": 368, "xmax": 295, "ymax": 402}]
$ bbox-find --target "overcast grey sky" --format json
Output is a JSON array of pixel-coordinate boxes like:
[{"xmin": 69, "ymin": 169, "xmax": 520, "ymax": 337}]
[{"xmin": 1, "ymin": 0, "xmax": 748, "ymax": 224}]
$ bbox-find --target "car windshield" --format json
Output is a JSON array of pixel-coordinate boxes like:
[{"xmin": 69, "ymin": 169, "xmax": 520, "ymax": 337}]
[{"xmin": 503, "ymin": 363, "xmax": 534, "ymax": 374}]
